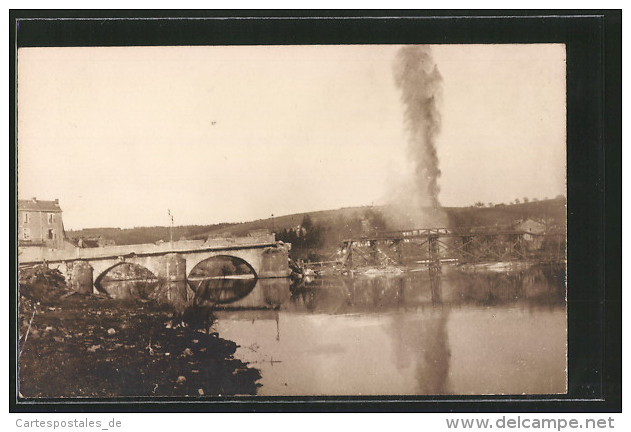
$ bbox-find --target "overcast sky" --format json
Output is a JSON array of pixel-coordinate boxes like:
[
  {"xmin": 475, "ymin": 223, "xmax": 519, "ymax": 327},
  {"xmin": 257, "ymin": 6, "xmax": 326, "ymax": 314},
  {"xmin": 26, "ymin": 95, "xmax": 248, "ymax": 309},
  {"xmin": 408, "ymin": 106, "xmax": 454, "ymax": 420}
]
[{"xmin": 17, "ymin": 44, "xmax": 566, "ymax": 229}]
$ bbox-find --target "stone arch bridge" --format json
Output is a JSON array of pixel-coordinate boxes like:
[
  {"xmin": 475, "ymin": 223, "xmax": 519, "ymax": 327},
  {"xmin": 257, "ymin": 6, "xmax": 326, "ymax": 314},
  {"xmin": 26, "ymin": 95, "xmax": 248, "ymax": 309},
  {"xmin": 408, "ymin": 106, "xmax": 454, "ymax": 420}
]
[{"xmin": 19, "ymin": 236, "xmax": 291, "ymax": 296}]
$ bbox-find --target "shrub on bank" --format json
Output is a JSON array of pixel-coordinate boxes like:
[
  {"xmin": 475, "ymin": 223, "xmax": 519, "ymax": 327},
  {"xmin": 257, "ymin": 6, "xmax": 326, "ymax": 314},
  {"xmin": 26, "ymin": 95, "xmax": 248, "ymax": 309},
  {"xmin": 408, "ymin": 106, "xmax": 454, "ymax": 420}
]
[{"xmin": 19, "ymin": 265, "xmax": 68, "ymax": 304}]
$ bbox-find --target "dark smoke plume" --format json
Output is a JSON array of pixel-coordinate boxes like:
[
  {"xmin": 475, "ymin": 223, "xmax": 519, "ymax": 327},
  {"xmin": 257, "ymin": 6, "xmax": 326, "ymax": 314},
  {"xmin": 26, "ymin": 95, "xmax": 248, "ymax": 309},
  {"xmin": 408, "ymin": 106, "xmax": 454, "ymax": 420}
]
[{"xmin": 384, "ymin": 45, "xmax": 446, "ymax": 229}]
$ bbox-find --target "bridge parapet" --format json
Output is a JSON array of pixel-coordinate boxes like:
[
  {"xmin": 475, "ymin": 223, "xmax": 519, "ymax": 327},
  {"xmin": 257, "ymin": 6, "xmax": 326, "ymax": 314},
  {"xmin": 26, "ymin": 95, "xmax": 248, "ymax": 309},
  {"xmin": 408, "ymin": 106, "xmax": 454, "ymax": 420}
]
[
  {"xmin": 18, "ymin": 238, "xmax": 282, "ymax": 265},
  {"xmin": 203, "ymin": 233, "xmax": 276, "ymax": 247}
]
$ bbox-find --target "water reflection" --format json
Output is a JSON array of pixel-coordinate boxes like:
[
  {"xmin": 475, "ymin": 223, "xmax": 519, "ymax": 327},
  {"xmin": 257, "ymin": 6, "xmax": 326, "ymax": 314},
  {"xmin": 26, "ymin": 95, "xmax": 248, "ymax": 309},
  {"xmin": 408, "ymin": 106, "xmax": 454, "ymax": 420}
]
[
  {"xmin": 388, "ymin": 308, "xmax": 451, "ymax": 394},
  {"xmin": 193, "ymin": 278, "xmax": 258, "ymax": 305},
  {"xmin": 99, "ymin": 262, "xmax": 566, "ymax": 395},
  {"xmin": 211, "ymin": 264, "xmax": 566, "ymax": 395},
  {"xmin": 386, "ymin": 267, "xmax": 451, "ymax": 394},
  {"xmin": 285, "ymin": 264, "xmax": 564, "ymax": 312},
  {"xmin": 192, "ymin": 278, "xmax": 290, "ymax": 310}
]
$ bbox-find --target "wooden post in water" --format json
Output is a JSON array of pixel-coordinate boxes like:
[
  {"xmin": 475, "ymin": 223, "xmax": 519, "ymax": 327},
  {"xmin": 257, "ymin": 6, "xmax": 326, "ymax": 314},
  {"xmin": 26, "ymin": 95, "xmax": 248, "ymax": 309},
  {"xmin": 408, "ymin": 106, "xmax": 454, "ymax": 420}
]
[
  {"xmin": 428, "ymin": 234, "xmax": 441, "ymax": 271},
  {"xmin": 428, "ymin": 234, "xmax": 442, "ymax": 303},
  {"xmin": 369, "ymin": 240, "xmax": 378, "ymax": 266},
  {"xmin": 395, "ymin": 239, "xmax": 403, "ymax": 265},
  {"xmin": 347, "ymin": 242, "xmax": 353, "ymax": 269}
]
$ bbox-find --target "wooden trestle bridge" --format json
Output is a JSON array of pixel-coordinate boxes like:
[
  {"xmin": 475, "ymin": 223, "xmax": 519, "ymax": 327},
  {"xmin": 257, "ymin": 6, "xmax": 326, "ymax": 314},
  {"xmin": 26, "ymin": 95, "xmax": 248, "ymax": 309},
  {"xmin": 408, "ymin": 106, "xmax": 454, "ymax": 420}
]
[{"xmin": 337, "ymin": 227, "xmax": 566, "ymax": 270}]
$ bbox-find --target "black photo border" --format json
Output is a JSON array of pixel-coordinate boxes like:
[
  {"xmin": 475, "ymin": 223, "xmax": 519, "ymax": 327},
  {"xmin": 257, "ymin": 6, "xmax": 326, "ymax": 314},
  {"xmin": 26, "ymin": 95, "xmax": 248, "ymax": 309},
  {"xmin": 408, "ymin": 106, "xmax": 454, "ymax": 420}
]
[{"xmin": 9, "ymin": 9, "xmax": 622, "ymax": 413}]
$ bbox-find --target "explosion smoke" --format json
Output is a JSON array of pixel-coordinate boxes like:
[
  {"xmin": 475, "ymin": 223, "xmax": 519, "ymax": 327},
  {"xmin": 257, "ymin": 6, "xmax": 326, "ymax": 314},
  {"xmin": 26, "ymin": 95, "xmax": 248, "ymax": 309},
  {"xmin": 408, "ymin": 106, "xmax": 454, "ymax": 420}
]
[{"xmin": 385, "ymin": 45, "xmax": 447, "ymax": 229}]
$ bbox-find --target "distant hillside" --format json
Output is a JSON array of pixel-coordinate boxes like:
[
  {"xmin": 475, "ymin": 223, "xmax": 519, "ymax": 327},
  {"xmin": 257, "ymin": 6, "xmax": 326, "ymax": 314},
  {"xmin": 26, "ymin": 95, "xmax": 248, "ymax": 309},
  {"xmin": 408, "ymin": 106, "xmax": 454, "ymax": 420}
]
[
  {"xmin": 67, "ymin": 223, "xmax": 233, "ymax": 246},
  {"xmin": 195, "ymin": 197, "xmax": 566, "ymax": 239},
  {"xmin": 67, "ymin": 197, "xmax": 566, "ymax": 252},
  {"xmin": 445, "ymin": 198, "xmax": 566, "ymax": 230},
  {"xmin": 188, "ymin": 206, "xmax": 380, "ymax": 239}
]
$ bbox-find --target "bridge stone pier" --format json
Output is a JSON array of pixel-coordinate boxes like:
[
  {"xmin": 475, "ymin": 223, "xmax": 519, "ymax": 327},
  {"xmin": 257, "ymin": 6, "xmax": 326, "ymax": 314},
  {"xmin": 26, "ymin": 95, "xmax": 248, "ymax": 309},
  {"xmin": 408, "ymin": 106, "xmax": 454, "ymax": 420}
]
[{"xmin": 19, "ymin": 235, "xmax": 291, "ymax": 304}]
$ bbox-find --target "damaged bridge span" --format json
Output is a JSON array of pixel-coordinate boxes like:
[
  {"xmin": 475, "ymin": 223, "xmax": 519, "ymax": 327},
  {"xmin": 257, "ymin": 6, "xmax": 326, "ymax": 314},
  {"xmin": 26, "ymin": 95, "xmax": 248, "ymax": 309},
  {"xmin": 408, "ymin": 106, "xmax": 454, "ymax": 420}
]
[{"xmin": 339, "ymin": 227, "xmax": 566, "ymax": 269}]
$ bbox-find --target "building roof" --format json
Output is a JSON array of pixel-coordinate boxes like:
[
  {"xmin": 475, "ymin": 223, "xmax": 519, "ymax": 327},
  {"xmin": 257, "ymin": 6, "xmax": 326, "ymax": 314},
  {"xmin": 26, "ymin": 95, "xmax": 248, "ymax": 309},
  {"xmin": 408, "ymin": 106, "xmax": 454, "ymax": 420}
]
[
  {"xmin": 514, "ymin": 218, "xmax": 546, "ymax": 233},
  {"xmin": 18, "ymin": 198, "xmax": 62, "ymax": 212}
]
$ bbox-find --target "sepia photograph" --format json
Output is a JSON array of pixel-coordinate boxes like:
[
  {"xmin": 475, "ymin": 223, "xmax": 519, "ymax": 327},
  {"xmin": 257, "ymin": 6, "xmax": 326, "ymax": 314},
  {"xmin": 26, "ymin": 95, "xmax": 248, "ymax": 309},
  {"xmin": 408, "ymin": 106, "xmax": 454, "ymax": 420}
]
[
  {"xmin": 11, "ymin": 11, "xmax": 620, "ymax": 413},
  {"xmin": 15, "ymin": 40, "xmax": 568, "ymax": 399}
]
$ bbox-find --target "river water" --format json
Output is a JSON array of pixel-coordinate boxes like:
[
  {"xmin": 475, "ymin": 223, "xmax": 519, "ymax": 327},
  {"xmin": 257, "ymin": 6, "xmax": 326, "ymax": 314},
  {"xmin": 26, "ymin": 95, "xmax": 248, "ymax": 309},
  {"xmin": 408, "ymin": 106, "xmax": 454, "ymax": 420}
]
[{"xmin": 211, "ymin": 264, "xmax": 567, "ymax": 396}]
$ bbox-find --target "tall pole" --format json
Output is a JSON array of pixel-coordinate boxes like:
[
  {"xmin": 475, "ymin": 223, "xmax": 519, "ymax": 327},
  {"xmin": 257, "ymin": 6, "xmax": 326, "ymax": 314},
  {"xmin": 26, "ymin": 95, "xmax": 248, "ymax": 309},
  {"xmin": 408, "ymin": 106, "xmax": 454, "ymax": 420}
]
[{"xmin": 168, "ymin": 209, "xmax": 174, "ymax": 247}]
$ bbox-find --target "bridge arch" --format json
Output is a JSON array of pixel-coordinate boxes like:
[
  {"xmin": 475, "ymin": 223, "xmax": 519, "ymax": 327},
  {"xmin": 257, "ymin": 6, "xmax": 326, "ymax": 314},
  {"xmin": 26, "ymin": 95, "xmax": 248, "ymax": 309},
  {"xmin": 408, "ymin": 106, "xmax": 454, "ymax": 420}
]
[
  {"xmin": 188, "ymin": 254, "xmax": 257, "ymax": 283},
  {"xmin": 187, "ymin": 255, "xmax": 258, "ymax": 305},
  {"xmin": 94, "ymin": 261, "xmax": 159, "ymax": 298}
]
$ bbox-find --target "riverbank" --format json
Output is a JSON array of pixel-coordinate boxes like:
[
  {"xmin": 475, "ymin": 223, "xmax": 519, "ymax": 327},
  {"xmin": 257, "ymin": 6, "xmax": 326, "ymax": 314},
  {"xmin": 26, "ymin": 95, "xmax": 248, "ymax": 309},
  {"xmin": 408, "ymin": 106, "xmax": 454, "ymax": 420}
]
[{"xmin": 18, "ymin": 288, "xmax": 261, "ymax": 398}]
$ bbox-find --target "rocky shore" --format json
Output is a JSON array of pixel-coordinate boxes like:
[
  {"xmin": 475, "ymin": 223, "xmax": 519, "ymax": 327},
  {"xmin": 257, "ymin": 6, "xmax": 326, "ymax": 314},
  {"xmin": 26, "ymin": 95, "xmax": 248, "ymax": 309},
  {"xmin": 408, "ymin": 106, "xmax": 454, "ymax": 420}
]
[{"xmin": 18, "ymin": 266, "xmax": 261, "ymax": 398}]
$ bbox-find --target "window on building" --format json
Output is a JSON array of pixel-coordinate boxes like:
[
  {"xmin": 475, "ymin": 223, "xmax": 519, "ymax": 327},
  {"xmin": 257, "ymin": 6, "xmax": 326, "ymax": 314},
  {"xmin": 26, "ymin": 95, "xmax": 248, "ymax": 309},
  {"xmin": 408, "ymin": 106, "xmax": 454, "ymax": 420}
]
[
  {"xmin": 48, "ymin": 229, "xmax": 55, "ymax": 240},
  {"xmin": 23, "ymin": 228, "xmax": 31, "ymax": 241},
  {"xmin": 22, "ymin": 212, "xmax": 30, "ymax": 224},
  {"xmin": 48, "ymin": 213, "xmax": 55, "ymax": 224}
]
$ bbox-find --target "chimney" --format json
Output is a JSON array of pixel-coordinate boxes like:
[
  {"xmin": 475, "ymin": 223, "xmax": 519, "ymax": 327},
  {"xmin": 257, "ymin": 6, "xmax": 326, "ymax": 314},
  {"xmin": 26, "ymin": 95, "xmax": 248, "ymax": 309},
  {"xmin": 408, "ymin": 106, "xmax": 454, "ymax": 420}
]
[
  {"xmin": 31, "ymin": 197, "xmax": 37, "ymax": 203},
  {"xmin": 54, "ymin": 198, "xmax": 59, "ymax": 204}
]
